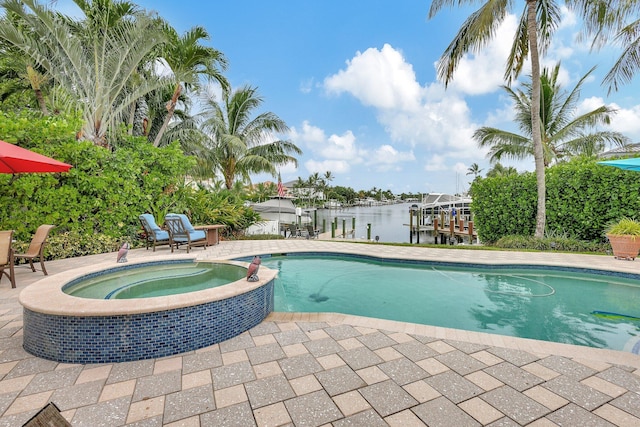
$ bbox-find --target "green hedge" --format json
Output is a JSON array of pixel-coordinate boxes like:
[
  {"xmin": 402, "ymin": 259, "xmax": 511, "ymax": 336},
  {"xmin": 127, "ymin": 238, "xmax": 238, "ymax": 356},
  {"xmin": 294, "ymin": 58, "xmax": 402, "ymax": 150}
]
[
  {"xmin": 471, "ymin": 158, "xmax": 640, "ymax": 243},
  {"xmin": 0, "ymin": 111, "xmax": 193, "ymax": 242},
  {"xmin": 0, "ymin": 110, "xmax": 266, "ymax": 258}
]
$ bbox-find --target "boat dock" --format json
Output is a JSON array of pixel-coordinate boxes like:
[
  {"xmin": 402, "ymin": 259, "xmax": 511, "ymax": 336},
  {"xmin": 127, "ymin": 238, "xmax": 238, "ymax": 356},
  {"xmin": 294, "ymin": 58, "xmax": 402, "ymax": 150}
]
[{"xmin": 405, "ymin": 193, "xmax": 479, "ymax": 244}]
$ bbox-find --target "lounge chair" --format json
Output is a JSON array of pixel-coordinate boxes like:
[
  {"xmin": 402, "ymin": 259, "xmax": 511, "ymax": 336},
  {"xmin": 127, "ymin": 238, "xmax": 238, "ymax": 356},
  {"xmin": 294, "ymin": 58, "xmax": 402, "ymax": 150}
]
[
  {"xmin": 164, "ymin": 214, "xmax": 208, "ymax": 253},
  {"xmin": 139, "ymin": 214, "xmax": 171, "ymax": 252},
  {"xmin": 0, "ymin": 230, "xmax": 16, "ymax": 288},
  {"xmin": 305, "ymin": 225, "xmax": 319, "ymax": 239},
  {"xmin": 14, "ymin": 224, "xmax": 54, "ymax": 275}
]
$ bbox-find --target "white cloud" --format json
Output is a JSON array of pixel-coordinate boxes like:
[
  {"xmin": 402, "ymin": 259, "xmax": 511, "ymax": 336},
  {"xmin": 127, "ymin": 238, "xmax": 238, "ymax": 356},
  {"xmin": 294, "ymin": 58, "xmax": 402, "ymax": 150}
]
[
  {"xmin": 453, "ymin": 162, "xmax": 469, "ymax": 174},
  {"xmin": 575, "ymin": 97, "xmax": 640, "ymax": 141},
  {"xmin": 559, "ymin": 5, "xmax": 577, "ymax": 29},
  {"xmin": 324, "ymin": 44, "xmax": 422, "ymax": 111},
  {"xmin": 289, "ymin": 121, "xmax": 326, "ymax": 145},
  {"xmin": 606, "ymin": 102, "xmax": 640, "ymax": 140},
  {"xmin": 424, "ymin": 154, "xmax": 448, "ymax": 172},
  {"xmin": 370, "ymin": 145, "xmax": 415, "ymax": 164},
  {"xmin": 368, "ymin": 145, "xmax": 415, "ymax": 172},
  {"xmin": 291, "ymin": 120, "xmax": 420, "ymax": 175},
  {"xmin": 320, "ymin": 131, "xmax": 363, "ymax": 160},
  {"xmin": 323, "ymin": 44, "xmax": 481, "ymax": 158},
  {"xmin": 290, "ymin": 122, "xmax": 366, "ymax": 174}
]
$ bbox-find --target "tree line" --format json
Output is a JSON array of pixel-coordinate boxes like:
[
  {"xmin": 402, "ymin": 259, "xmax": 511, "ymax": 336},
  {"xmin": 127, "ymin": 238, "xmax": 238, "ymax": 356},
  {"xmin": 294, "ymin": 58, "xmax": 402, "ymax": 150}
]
[{"xmin": 0, "ymin": 0, "xmax": 301, "ymax": 190}]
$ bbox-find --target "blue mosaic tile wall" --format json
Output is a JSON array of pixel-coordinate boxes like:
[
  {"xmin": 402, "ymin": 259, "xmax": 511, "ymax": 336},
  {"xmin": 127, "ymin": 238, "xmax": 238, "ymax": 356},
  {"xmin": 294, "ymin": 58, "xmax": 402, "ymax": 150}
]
[{"xmin": 23, "ymin": 280, "xmax": 274, "ymax": 364}]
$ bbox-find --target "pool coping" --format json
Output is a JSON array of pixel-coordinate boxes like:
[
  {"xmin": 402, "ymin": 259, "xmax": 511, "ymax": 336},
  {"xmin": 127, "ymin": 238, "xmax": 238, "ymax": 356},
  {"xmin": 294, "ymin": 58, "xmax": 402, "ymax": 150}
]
[{"xmin": 19, "ymin": 254, "xmax": 278, "ymax": 316}]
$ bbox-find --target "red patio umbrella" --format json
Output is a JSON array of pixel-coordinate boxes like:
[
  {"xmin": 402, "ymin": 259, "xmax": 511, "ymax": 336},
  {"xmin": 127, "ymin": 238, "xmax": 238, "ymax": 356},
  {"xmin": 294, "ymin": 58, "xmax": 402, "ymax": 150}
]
[{"xmin": 0, "ymin": 140, "xmax": 72, "ymax": 174}]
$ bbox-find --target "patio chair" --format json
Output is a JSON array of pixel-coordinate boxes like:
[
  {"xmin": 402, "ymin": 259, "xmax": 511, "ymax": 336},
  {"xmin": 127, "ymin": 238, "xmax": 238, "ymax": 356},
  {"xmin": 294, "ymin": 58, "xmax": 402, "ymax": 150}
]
[
  {"xmin": 287, "ymin": 223, "xmax": 301, "ymax": 238},
  {"xmin": 164, "ymin": 214, "xmax": 208, "ymax": 253},
  {"xmin": 139, "ymin": 214, "xmax": 171, "ymax": 252},
  {"xmin": 0, "ymin": 230, "xmax": 16, "ymax": 288},
  {"xmin": 305, "ymin": 225, "xmax": 319, "ymax": 239},
  {"xmin": 14, "ymin": 224, "xmax": 55, "ymax": 275}
]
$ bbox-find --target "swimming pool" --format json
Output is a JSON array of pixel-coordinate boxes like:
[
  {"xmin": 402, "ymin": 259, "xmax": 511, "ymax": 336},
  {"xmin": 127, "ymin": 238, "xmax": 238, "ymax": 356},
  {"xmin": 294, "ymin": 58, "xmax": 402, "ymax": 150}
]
[{"xmin": 260, "ymin": 254, "xmax": 640, "ymax": 353}]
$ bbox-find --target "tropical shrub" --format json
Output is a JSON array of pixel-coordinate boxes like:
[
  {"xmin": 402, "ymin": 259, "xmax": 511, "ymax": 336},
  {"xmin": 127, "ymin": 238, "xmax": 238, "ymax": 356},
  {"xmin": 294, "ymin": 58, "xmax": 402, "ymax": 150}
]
[
  {"xmin": 470, "ymin": 173, "xmax": 538, "ymax": 243},
  {"xmin": 604, "ymin": 217, "xmax": 640, "ymax": 236},
  {"xmin": 494, "ymin": 235, "xmax": 609, "ymax": 253},
  {"xmin": 471, "ymin": 158, "xmax": 640, "ymax": 244},
  {"xmin": 186, "ymin": 187, "xmax": 261, "ymax": 236},
  {"xmin": 0, "ymin": 111, "xmax": 193, "ymax": 244}
]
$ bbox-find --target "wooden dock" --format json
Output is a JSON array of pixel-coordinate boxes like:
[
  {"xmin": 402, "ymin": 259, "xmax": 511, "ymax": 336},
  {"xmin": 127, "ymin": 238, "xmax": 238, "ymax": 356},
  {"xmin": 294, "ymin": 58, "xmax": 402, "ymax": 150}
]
[{"xmin": 434, "ymin": 218, "xmax": 478, "ymax": 244}]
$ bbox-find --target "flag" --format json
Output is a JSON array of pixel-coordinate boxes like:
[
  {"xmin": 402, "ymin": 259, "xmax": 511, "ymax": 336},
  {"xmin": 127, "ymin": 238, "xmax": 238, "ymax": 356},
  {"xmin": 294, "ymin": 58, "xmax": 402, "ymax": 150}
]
[{"xmin": 277, "ymin": 173, "xmax": 285, "ymax": 197}]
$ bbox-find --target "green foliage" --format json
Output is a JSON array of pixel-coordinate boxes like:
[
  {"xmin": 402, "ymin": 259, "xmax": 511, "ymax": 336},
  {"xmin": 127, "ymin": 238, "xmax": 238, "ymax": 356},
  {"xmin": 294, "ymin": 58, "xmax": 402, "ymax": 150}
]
[
  {"xmin": 332, "ymin": 186, "xmax": 357, "ymax": 204},
  {"xmin": 0, "ymin": 111, "xmax": 194, "ymax": 244},
  {"xmin": 471, "ymin": 158, "xmax": 640, "ymax": 243},
  {"xmin": 605, "ymin": 217, "xmax": 640, "ymax": 236},
  {"xmin": 545, "ymin": 159, "xmax": 640, "ymax": 241},
  {"xmin": 234, "ymin": 233, "xmax": 284, "ymax": 241},
  {"xmin": 470, "ymin": 173, "xmax": 538, "ymax": 243},
  {"xmin": 45, "ymin": 231, "xmax": 123, "ymax": 259},
  {"xmin": 184, "ymin": 187, "xmax": 261, "ymax": 236},
  {"xmin": 494, "ymin": 235, "xmax": 609, "ymax": 253},
  {"xmin": 11, "ymin": 230, "xmax": 123, "ymax": 262}
]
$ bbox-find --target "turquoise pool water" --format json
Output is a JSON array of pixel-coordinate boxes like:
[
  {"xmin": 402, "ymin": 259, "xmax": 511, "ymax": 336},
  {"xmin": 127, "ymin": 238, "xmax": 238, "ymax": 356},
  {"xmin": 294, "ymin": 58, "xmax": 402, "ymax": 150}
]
[
  {"xmin": 261, "ymin": 255, "xmax": 640, "ymax": 352},
  {"xmin": 63, "ymin": 262, "xmax": 247, "ymax": 299}
]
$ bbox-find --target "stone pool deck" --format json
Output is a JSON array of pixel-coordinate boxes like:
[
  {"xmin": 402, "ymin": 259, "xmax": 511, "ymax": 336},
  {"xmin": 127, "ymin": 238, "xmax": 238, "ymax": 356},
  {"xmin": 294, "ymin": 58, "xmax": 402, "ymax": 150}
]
[{"xmin": 1, "ymin": 239, "xmax": 640, "ymax": 426}]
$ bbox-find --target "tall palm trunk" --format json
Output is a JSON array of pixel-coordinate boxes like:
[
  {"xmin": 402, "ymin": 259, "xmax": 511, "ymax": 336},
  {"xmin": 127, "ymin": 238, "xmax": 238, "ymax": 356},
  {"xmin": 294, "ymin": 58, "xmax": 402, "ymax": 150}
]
[
  {"xmin": 153, "ymin": 83, "xmax": 181, "ymax": 147},
  {"xmin": 526, "ymin": 0, "xmax": 546, "ymax": 238}
]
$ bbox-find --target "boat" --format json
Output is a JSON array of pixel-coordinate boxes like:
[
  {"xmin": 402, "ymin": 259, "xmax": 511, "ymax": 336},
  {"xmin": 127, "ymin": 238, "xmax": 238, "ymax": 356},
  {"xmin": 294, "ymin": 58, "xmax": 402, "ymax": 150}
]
[
  {"xmin": 245, "ymin": 197, "xmax": 312, "ymax": 235},
  {"xmin": 419, "ymin": 193, "xmax": 472, "ymax": 221}
]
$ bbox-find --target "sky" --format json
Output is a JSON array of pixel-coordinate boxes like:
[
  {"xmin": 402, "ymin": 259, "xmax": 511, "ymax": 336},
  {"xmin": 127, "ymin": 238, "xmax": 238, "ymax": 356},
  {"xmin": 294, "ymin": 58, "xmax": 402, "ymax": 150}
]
[{"xmin": 57, "ymin": 0, "xmax": 640, "ymax": 195}]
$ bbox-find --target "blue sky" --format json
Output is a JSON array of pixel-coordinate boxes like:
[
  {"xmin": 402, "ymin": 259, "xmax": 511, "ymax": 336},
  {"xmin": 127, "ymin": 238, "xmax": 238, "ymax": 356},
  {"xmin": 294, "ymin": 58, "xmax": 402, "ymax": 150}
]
[{"xmin": 58, "ymin": 0, "xmax": 640, "ymax": 195}]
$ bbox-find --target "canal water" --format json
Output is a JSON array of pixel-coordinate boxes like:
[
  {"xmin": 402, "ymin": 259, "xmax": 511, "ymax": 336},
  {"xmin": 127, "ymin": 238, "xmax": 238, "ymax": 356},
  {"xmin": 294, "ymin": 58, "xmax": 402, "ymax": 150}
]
[{"xmin": 312, "ymin": 203, "xmax": 422, "ymax": 244}]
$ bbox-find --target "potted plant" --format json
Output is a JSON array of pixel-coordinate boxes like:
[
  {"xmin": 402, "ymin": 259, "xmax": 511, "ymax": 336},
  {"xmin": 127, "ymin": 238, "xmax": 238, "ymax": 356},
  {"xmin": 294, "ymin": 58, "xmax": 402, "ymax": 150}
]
[{"xmin": 605, "ymin": 217, "xmax": 640, "ymax": 260}]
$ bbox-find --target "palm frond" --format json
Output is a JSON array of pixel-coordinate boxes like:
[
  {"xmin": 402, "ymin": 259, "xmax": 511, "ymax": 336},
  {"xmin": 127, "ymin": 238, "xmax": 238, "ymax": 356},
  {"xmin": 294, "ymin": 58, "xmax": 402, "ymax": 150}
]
[{"xmin": 437, "ymin": 0, "xmax": 510, "ymax": 86}]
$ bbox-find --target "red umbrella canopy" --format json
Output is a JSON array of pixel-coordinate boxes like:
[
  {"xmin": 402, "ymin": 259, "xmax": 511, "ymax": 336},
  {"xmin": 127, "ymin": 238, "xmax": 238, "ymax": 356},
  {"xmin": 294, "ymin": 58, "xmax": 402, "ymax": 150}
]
[{"xmin": 0, "ymin": 140, "xmax": 72, "ymax": 174}]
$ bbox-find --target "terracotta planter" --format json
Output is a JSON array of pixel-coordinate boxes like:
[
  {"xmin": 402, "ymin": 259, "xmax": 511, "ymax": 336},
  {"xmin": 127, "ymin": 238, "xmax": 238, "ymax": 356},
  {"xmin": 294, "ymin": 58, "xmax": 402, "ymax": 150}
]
[{"xmin": 606, "ymin": 234, "xmax": 640, "ymax": 260}]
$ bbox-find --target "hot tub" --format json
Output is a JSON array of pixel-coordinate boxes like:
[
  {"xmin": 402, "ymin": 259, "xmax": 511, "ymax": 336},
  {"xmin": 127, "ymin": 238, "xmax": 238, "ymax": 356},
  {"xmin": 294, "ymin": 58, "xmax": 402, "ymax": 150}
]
[{"xmin": 19, "ymin": 256, "xmax": 276, "ymax": 363}]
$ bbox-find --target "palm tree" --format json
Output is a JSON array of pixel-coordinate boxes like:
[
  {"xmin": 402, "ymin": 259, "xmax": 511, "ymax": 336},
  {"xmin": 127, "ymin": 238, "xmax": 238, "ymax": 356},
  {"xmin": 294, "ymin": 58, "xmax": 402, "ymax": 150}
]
[
  {"xmin": 0, "ymin": 43, "xmax": 48, "ymax": 114},
  {"xmin": 428, "ymin": 0, "xmax": 561, "ymax": 238},
  {"xmin": 308, "ymin": 172, "xmax": 321, "ymax": 206},
  {"xmin": 466, "ymin": 163, "xmax": 483, "ymax": 178},
  {"xmin": 573, "ymin": 1, "xmax": 640, "ymax": 94},
  {"xmin": 251, "ymin": 182, "xmax": 275, "ymax": 202},
  {"xmin": 601, "ymin": 17, "xmax": 640, "ymax": 93},
  {"xmin": 196, "ymin": 85, "xmax": 302, "ymax": 189},
  {"xmin": 318, "ymin": 170, "xmax": 334, "ymax": 204},
  {"xmin": 152, "ymin": 24, "xmax": 228, "ymax": 147},
  {"xmin": 0, "ymin": 0, "xmax": 168, "ymax": 147},
  {"xmin": 486, "ymin": 162, "xmax": 519, "ymax": 178},
  {"xmin": 474, "ymin": 63, "xmax": 628, "ymax": 166}
]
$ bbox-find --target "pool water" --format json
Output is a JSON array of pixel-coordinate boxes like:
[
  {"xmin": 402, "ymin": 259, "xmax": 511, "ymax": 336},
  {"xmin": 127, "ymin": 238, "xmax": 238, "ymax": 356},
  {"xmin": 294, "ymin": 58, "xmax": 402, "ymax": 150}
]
[
  {"xmin": 63, "ymin": 262, "xmax": 247, "ymax": 299},
  {"xmin": 262, "ymin": 255, "xmax": 640, "ymax": 352}
]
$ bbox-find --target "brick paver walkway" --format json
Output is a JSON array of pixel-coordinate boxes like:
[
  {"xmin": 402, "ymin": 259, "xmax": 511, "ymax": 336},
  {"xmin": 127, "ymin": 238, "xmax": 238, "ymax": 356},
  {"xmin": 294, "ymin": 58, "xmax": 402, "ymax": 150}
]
[{"xmin": 1, "ymin": 240, "xmax": 640, "ymax": 426}]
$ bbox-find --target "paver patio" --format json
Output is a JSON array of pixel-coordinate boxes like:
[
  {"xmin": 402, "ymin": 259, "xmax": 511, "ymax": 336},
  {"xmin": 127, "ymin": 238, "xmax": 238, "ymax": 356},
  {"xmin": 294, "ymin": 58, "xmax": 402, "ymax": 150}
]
[{"xmin": 1, "ymin": 239, "xmax": 640, "ymax": 426}]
